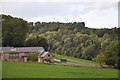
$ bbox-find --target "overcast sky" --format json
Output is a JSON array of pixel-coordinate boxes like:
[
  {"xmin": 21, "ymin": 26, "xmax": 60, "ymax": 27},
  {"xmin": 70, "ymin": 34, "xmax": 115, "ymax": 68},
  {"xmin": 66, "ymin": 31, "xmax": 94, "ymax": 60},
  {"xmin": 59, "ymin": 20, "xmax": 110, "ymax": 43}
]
[{"xmin": 0, "ymin": 0, "xmax": 119, "ymax": 28}]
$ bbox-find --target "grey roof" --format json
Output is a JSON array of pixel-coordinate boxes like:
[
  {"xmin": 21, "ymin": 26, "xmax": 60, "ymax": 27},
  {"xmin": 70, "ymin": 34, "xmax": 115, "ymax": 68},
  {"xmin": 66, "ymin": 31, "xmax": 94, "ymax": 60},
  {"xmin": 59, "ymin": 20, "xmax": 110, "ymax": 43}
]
[
  {"xmin": 0, "ymin": 47, "xmax": 44, "ymax": 54},
  {"xmin": 16, "ymin": 47, "xmax": 44, "ymax": 53},
  {"xmin": 41, "ymin": 52, "xmax": 49, "ymax": 57},
  {"xmin": 0, "ymin": 47, "xmax": 11, "ymax": 53}
]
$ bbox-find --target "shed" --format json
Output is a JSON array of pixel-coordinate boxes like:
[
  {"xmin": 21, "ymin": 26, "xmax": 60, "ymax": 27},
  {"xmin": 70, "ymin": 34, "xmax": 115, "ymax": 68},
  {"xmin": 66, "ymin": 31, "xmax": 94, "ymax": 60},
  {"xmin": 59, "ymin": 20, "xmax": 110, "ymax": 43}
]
[{"xmin": 38, "ymin": 52, "xmax": 54, "ymax": 63}]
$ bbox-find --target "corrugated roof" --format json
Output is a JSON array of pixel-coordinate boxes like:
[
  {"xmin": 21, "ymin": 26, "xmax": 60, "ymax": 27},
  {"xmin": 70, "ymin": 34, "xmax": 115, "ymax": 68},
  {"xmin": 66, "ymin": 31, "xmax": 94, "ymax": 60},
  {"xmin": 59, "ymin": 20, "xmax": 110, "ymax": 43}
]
[
  {"xmin": 16, "ymin": 47, "xmax": 44, "ymax": 53},
  {"xmin": 0, "ymin": 47, "xmax": 11, "ymax": 53},
  {"xmin": 0, "ymin": 47, "xmax": 44, "ymax": 54},
  {"xmin": 41, "ymin": 52, "xmax": 49, "ymax": 57}
]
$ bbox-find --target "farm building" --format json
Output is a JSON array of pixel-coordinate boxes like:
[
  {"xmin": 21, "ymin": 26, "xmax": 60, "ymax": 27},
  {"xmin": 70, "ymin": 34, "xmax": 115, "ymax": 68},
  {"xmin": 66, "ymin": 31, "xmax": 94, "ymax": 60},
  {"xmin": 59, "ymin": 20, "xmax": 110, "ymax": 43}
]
[
  {"xmin": 38, "ymin": 52, "xmax": 54, "ymax": 63},
  {"xmin": 0, "ymin": 47, "xmax": 54, "ymax": 63}
]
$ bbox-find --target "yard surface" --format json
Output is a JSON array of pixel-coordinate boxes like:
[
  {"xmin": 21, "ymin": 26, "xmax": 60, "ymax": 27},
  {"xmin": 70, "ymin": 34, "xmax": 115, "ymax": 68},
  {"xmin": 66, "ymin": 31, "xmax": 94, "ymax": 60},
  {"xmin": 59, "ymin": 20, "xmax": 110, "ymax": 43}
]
[{"xmin": 2, "ymin": 62, "xmax": 118, "ymax": 78}]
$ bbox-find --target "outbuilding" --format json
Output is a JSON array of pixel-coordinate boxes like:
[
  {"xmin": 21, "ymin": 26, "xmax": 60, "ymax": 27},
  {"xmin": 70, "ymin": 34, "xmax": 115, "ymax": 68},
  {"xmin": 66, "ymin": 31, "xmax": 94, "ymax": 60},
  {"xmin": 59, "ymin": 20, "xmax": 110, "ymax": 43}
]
[{"xmin": 0, "ymin": 47, "xmax": 54, "ymax": 63}]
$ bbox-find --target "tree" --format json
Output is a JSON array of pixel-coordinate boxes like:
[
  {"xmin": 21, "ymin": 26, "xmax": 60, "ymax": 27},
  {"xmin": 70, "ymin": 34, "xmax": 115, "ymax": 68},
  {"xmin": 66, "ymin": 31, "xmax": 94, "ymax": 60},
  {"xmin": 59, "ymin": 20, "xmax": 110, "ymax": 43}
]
[
  {"xmin": 37, "ymin": 37, "xmax": 48, "ymax": 51},
  {"xmin": 95, "ymin": 53, "xmax": 105, "ymax": 67},
  {"xmin": 24, "ymin": 37, "xmax": 37, "ymax": 47},
  {"xmin": 28, "ymin": 22, "xmax": 34, "ymax": 33},
  {"xmin": 2, "ymin": 14, "xmax": 28, "ymax": 47},
  {"xmin": 104, "ymin": 40, "xmax": 118, "ymax": 67},
  {"xmin": 25, "ymin": 34, "xmax": 48, "ymax": 51}
]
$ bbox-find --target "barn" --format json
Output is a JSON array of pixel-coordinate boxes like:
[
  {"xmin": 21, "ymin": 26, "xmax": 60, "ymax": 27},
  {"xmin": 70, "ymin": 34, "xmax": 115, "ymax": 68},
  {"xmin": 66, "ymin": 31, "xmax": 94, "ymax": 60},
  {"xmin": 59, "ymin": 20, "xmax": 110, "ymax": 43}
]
[{"xmin": 0, "ymin": 47, "xmax": 54, "ymax": 63}]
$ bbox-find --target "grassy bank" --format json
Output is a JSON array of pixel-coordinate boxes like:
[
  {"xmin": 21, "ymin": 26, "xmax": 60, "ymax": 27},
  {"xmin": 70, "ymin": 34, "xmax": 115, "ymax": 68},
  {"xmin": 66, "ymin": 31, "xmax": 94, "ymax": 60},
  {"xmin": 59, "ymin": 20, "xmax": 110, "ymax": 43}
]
[{"xmin": 53, "ymin": 53, "xmax": 99, "ymax": 67}]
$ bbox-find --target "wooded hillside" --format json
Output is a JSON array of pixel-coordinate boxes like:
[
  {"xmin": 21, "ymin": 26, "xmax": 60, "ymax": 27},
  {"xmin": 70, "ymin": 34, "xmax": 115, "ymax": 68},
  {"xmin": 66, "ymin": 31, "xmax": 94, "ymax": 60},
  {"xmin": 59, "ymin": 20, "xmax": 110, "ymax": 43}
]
[{"xmin": 1, "ymin": 14, "xmax": 119, "ymax": 68}]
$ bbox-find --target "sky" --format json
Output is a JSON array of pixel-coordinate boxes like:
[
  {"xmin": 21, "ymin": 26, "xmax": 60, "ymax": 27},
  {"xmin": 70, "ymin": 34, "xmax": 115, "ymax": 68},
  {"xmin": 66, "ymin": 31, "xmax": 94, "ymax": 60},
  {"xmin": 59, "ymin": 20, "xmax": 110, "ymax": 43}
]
[{"xmin": 0, "ymin": 0, "xmax": 119, "ymax": 28}]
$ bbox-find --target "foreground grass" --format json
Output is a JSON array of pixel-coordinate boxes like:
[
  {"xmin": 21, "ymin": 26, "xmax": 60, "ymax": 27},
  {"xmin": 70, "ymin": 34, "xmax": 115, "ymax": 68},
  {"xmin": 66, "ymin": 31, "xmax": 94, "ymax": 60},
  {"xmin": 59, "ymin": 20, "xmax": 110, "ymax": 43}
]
[
  {"xmin": 2, "ymin": 62, "xmax": 118, "ymax": 78},
  {"xmin": 0, "ymin": 61, "xmax": 2, "ymax": 79}
]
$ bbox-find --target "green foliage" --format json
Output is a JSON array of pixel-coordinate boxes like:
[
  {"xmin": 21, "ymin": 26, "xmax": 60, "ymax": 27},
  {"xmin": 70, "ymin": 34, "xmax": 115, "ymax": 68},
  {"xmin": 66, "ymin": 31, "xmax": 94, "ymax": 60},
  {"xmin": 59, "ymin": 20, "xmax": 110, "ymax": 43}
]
[
  {"xmin": 2, "ymin": 14, "xmax": 28, "ymax": 47},
  {"xmin": 27, "ymin": 53, "xmax": 39, "ymax": 61},
  {"xmin": 32, "ymin": 22, "xmax": 118, "ymax": 68},
  {"xmin": 28, "ymin": 22, "xmax": 34, "ymax": 33},
  {"xmin": 95, "ymin": 53, "xmax": 105, "ymax": 67},
  {"xmin": 25, "ymin": 34, "xmax": 48, "ymax": 51},
  {"xmin": 104, "ymin": 40, "xmax": 118, "ymax": 67}
]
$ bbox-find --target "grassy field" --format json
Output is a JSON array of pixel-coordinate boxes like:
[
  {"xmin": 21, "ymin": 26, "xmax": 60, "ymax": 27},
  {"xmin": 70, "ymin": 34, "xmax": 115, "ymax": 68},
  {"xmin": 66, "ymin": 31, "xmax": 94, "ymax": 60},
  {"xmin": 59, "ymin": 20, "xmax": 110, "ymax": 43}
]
[
  {"xmin": 2, "ymin": 61, "xmax": 118, "ymax": 78},
  {"xmin": 53, "ymin": 53, "xmax": 99, "ymax": 67},
  {"xmin": 0, "ymin": 61, "xmax": 2, "ymax": 79}
]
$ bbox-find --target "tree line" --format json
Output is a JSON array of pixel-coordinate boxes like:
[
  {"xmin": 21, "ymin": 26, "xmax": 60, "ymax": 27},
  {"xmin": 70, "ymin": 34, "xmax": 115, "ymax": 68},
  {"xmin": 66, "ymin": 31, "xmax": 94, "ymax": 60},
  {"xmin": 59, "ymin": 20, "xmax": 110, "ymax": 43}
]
[{"xmin": 1, "ymin": 14, "xmax": 120, "ymax": 68}]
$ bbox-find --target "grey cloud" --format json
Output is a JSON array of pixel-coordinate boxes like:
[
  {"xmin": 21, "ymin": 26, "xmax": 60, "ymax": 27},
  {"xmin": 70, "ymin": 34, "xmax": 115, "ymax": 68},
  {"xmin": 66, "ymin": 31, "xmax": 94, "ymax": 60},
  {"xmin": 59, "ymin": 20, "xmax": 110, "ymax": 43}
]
[
  {"xmin": 2, "ymin": 2, "xmax": 96, "ymax": 18},
  {"xmin": 1, "ymin": 2, "xmax": 117, "ymax": 23},
  {"xmin": 2, "ymin": 2, "xmax": 71, "ymax": 17}
]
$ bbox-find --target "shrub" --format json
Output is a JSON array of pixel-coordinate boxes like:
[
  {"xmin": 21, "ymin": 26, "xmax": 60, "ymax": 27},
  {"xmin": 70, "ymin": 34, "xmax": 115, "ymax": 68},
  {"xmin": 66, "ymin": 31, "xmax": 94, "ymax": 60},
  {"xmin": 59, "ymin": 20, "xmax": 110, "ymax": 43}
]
[{"xmin": 27, "ymin": 52, "xmax": 39, "ymax": 61}]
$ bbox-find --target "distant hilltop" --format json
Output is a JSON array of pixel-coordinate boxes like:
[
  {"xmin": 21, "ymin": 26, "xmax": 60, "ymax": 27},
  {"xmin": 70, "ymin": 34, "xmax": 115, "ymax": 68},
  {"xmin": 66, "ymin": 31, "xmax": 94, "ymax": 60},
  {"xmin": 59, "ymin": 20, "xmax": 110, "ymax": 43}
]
[{"xmin": 1, "ymin": 14, "xmax": 85, "ymax": 28}]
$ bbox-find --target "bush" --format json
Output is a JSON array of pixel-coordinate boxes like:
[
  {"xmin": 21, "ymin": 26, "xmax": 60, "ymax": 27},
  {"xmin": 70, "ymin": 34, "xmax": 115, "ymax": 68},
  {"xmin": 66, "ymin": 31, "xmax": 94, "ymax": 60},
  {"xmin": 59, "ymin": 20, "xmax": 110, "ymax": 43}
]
[
  {"xmin": 27, "ymin": 53, "xmax": 39, "ymax": 61},
  {"xmin": 95, "ymin": 53, "xmax": 105, "ymax": 67}
]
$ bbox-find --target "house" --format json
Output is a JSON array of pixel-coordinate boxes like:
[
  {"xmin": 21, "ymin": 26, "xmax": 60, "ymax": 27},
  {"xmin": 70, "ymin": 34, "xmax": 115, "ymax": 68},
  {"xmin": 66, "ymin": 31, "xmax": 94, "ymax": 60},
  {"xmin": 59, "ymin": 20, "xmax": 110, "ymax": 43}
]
[
  {"xmin": 38, "ymin": 52, "xmax": 54, "ymax": 63},
  {"xmin": 0, "ymin": 47, "xmax": 54, "ymax": 63}
]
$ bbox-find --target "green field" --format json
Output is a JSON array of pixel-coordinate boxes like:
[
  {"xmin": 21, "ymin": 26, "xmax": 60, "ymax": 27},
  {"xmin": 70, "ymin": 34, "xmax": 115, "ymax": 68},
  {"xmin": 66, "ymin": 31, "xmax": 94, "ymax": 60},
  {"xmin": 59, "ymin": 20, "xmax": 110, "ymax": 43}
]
[
  {"xmin": 2, "ymin": 62, "xmax": 118, "ymax": 78},
  {"xmin": 53, "ymin": 53, "xmax": 99, "ymax": 67},
  {"xmin": 0, "ymin": 61, "xmax": 2, "ymax": 79}
]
